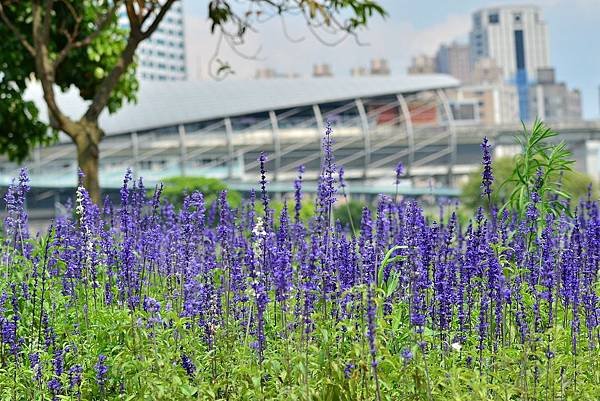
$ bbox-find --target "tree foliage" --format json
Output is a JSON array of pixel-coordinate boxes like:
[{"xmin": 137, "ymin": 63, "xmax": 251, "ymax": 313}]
[{"xmin": 0, "ymin": 1, "xmax": 137, "ymax": 161}]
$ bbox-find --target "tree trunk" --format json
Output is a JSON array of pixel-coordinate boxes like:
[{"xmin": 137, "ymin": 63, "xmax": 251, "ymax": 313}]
[{"xmin": 72, "ymin": 122, "xmax": 103, "ymax": 204}]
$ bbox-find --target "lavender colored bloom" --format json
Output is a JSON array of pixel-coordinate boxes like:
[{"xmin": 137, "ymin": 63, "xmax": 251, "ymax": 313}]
[
  {"xmin": 344, "ymin": 363, "xmax": 355, "ymax": 378},
  {"xmin": 366, "ymin": 286, "xmax": 378, "ymax": 367},
  {"xmin": 181, "ymin": 354, "xmax": 196, "ymax": 378},
  {"xmin": 258, "ymin": 152, "xmax": 269, "ymax": 214},
  {"xmin": 315, "ymin": 121, "xmax": 337, "ymax": 233},
  {"xmin": 293, "ymin": 165, "xmax": 305, "ymax": 224},
  {"xmin": 53, "ymin": 349, "xmax": 64, "ymax": 376},
  {"xmin": 95, "ymin": 354, "xmax": 108, "ymax": 388},
  {"xmin": 48, "ymin": 377, "xmax": 62, "ymax": 397},
  {"xmin": 143, "ymin": 296, "xmax": 161, "ymax": 314},
  {"xmin": 4, "ymin": 167, "xmax": 31, "ymax": 256},
  {"xmin": 480, "ymin": 137, "xmax": 493, "ymax": 201},
  {"xmin": 395, "ymin": 162, "xmax": 404, "ymax": 185},
  {"xmin": 29, "ymin": 352, "xmax": 42, "ymax": 381},
  {"xmin": 338, "ymin": 166, "xmax": 346, "ymax": 189},
  {"xmin": 401, "ymin": 348, "xmax": 413, "ymax": 363},
  {"xmin": 69, "ymin": 364, "xmax": 83, "ymax": 390}
]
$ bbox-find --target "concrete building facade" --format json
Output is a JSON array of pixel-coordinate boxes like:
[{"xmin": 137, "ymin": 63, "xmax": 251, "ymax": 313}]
[
  {"xmin": 529, "ymin": 68, "xmax": 582, "ymax": 122},
  {"xmin": 448, "ymin": 83, "xmax": 519, "ymax": 125},
  {"xmin": 435, "ymin": 42, "xmax": 472, "ymax": 83},
  {"xmin": 470, "ymin": 5, "xmax": 550, "ymax": 120},
  {"xmin": 408, "ymin": 55, "xmax": 436, "ymax": 75},
  {"xmin": 119, "ymin": 3, "xmax": 187, "ymax": 81}
]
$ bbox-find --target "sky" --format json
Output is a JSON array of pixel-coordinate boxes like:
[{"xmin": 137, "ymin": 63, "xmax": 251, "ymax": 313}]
[{"xmin": 182, "ymin": 0, "xmax": 600, "ymax": 119}]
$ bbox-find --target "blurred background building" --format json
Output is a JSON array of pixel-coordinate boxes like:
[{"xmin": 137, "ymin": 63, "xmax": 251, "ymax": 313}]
[
  {"xmin": 119, "ymin": 3, "xmax": 187, "ymax": 81},
  {"xmin": 407, "ymin": 4, "xmax": 582, "ymax": 125},
  {"xmin": 435, "ymin": 42, "xmax": 472, "ymax": 84},
  {"xmin": 408, "ymin": 55, "xmax": 436, "ymax": 75}
]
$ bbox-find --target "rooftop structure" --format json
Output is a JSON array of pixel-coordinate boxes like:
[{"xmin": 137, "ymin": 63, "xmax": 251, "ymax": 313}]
[{"xmin": 18, "ymin": 75, "xmax": 464, "ymax": 190}]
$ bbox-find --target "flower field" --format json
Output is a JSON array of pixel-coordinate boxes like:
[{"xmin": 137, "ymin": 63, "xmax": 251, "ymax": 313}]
[{"xmin": 0, "ymin": 125, "xmax": 599, "ymax": 400}]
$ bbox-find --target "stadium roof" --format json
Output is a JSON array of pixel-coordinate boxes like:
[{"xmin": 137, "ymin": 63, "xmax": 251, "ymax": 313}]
[{"xmin": 26, "ymin": 74, "xmax": 459, "ymax": 136}]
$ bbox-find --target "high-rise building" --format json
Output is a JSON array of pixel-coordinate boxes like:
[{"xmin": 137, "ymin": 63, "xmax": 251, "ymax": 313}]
[
  {"xmin": 528, "ymin": 68, "xmax": 582, "ymax": 122},
  {"xmin": 435, "ymin": 42, "xmax": 471, "ymax": 83},
  {"xmin": 407, "ymin": 55, "xmax": 436, "ymax": 75},
  {"xmin": 119, "ymin": 4, "xmax": 186, "ymax": 81},
  {"xmin": 470, "ymin": 5, "xmax": 550, "ymax": 120}
]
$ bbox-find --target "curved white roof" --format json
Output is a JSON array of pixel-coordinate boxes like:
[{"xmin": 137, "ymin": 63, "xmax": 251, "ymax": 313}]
[{"xmin": 26, "ymin": 74, "xmax": 459, "ymax": 135}]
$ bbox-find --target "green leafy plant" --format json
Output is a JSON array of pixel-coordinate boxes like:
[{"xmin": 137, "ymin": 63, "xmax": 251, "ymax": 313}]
[
  {"xmin": 502, "ymin": 120, "xmax": 575, "ymax": 217},
  {"xmin": 461, "ymin": 157, "xmax": 595, "ymax": 212}
]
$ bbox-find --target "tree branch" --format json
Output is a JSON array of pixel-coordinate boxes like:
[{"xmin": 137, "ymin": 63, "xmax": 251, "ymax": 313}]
[
  {"xmin": 31, "ymin": 0, "xmax": 75, "ymax": 138},
  {"xmin": 0, "ymin": 3, "xmax": 36, "ymax": 56},
  {"xmin": 140, "ymin": 0, "xmax": 177, "ymax": 40},
  {"xmin": 53, "ymin": 1, "xmax": 120, "ymax": 69},
  {"xmin": 84, "ymin": 0, "xmax": 179, "ymax": 122},
  {"xmin": 83, "ymin": 35, "xmax": 139, "ymax": 122}
]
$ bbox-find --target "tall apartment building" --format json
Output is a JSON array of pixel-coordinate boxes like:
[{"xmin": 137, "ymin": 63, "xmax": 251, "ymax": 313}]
[
  {"xmin": 470, "ymin": 5, "xmax": 550, "ymax": 120},
  {"xmin": 435, "ymin": 42, "xmax": 471, "ymax": 83},
  {"xmin": 119, "ymin": 4, "xmax": 187, "ymax": 81}
]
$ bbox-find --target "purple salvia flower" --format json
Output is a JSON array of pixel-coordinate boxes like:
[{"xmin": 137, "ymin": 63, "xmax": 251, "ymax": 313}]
[
  {"xmin": 69, "ymin": 364, "xmax": 83, "ymax": 390},
  {"xmin": 95, "ymin": 354, "xmax": 108, "ymax": 389},
  {"xmin": 29, "ymin": 352, "xmax": 42, "ymax": 381},
  {"xmin": 395, "ymin": 162, "xmax": 404, "ymax": 185},
  {"xmin": 294, "ymin": 165, "xmax": 305, "ymax": 224},
  {"xmin": 258, "ymin": 152, "xmax": 269, "ymax": 215},
  {"xmin": 47, "ymin": 377, "xmax": 62, "ymax": 399},
  {"xmin": 480, "ymin": 137, "xmax": 493, "ymax": 203},
  {"xmin": 4, "ymin": 167, "xmax": 31, "ymax": 257},
  {"xmin": 338, "ymin": 166, "xmax": 346, "ymax": 189},
  {"xmin": 181, "ymin": 354, "xmax": 196, "ymax": 378},
  {"xmin": 53, "ymin": 349, "xmax": 64, "ymax": 376},
  {"xmin": 401, "ymin": 348, "xmax": 413, "ymax": 364}
]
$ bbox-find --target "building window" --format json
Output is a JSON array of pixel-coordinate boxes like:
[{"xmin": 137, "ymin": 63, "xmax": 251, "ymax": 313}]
[
  {"xmin": 514, "ymin": 30, "xmax": 526, "ymax": 70},
  {"xmin": 488, "ymin": 12, "xmax": 499, "ymax": 24},
  {"xmin": 513, "ymin": 13, "xmax": 522, "ymax": 23}
]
